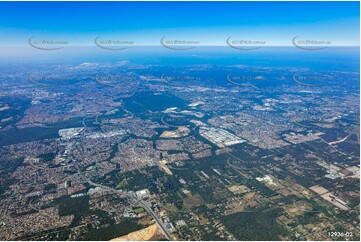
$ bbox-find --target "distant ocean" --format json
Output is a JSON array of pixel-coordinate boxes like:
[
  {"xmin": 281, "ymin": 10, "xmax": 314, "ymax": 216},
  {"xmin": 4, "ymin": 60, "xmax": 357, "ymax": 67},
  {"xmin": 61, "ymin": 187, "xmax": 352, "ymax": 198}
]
[{"xmin": 0, "ymin": 46, "xmax": 359, "ymax": 72}]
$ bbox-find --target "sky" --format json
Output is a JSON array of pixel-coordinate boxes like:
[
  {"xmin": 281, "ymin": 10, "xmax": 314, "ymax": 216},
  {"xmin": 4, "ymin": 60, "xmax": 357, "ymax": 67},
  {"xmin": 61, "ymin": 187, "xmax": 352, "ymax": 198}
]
[{"xmin": 0, "ymin": 1, "xmax": 359, "ymax": 48}]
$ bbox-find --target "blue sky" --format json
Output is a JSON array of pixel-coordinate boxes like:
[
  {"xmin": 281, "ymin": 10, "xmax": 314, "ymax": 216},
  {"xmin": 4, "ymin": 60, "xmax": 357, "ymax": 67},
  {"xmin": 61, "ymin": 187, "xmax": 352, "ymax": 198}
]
[{"xmin": 0, "ymin": 1, "xmax": 359, "ymax": 47}]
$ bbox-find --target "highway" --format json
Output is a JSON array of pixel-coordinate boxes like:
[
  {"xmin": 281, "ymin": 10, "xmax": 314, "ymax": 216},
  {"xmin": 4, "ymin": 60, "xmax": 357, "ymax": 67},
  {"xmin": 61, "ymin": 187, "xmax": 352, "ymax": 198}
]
[
  {"xmin": 89, "ymin": 180, "xmax": 173, "ymax": 240},
  {"xmin": 69, "ymin": 146, "xmax": 173, "ymax": 241},
  {"xmin": 138, "ymin": 199, "xmax": 173, "ymax": 241}
]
